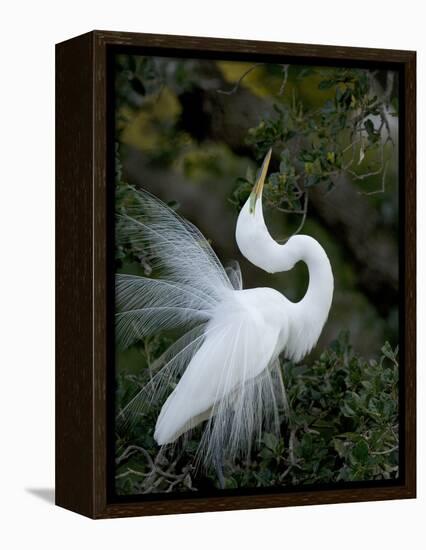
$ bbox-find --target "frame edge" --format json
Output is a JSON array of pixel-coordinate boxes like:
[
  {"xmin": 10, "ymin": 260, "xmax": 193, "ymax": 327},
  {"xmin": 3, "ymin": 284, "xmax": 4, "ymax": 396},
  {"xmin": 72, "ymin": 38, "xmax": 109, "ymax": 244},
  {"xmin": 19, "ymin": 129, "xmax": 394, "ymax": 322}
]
[
  {"xmin": 55, "ymin": 31, "xmax": 96, "ymax": 518},
  {"xmin": 56, "ymin": 30, "xmax": 417, "ymax": 519}
]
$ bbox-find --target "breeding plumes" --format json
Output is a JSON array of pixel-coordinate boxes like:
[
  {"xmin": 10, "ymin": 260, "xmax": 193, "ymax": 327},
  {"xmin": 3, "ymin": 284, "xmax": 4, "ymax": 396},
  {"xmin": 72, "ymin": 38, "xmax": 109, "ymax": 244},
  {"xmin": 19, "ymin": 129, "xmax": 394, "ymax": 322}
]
[{"xmin": 116, "ymin": 149, "xmax": 334, "ymax": 471}]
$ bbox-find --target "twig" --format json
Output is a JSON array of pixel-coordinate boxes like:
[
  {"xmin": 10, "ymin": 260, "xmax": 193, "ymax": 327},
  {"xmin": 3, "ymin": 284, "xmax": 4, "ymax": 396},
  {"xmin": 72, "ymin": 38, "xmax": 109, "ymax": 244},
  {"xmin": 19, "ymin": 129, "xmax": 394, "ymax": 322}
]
[
  {"xmin": 278, "ymin": 64, "xmax": 290, "ymax": 96},
  {"xmin": 274, "ymin": 207, "xmax": 306, "ymax": 215},
  {"xmin": 217, "ymin": 62, "xmax": 291, "ymax": 96},
  {"xmin": 371, "ymin": 445, "xmax": 398, "ymax": 456},
  {"xmin": 264, "ymin": 197, "xmax": 304, "ymax": 215},
  {"xmin": 116, "ymin": 443, "xmax": 196, "ymax": 493},
  {"xmin": 289, "ymin": 428, "xmax": 296, "ymax": 466},
  {"xmin": 115, "ymin": 467, "xmax": 150, "ymax": 480},
  {"xmin": 348, "ymin": 139, "xmax": 385, "ymax": 182},
  {"xmin": 359, "ymin": 160, "xmax": 389, "ymax": 196},
  {"xmin": 116, "ymin": 444, "xmax": 154, "ymax": 466},
  {"xmin": 379, "ymin": 71, "xmax": 395, "ymax": 145},
  {"xmin": 279, "ymin": 463, "xmax": 293, "ymax": 481},
  {"xmin": 293, "ymin": 191, "xmax": 309, "ymax": 236},
  {"xmin": 275, "ymin": 191, "xmax": 309, "ymax": 244},
  {"xmin": 217, "ymin": 63, "xmax": 264, "ymax": 95}
]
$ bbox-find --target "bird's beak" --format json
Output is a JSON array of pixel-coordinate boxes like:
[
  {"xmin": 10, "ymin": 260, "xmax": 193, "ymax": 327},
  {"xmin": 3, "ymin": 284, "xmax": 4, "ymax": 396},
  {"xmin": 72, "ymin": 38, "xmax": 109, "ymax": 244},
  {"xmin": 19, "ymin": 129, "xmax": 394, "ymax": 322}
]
[{"xmin": 249, "ymin": 148, "xmax": 272, "ymax": 214}]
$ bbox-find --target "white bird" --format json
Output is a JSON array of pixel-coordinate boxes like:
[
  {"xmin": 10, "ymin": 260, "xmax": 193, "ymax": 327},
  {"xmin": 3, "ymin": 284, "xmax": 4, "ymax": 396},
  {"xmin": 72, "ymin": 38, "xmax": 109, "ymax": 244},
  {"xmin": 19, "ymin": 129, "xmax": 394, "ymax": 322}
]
[{"xmin": 116, "ymin": 149, "xmax": 333, "ymax": 468}]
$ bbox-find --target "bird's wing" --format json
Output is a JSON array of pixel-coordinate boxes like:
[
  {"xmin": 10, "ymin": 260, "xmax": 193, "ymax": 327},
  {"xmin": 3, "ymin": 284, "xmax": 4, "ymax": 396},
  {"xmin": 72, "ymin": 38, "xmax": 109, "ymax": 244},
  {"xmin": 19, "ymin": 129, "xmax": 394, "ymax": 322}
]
[
  {"xmin": 116, "ymin": 189, "xmax": 235, "ymax": 350},
  {"xmin": 117, "ymin": 188, "xmax": 233, "ymax": 298},
  {"xmin": 154, "ymin": 293, "xmax": 288, "ymax": 464},
  {"xmin": 116, "ymin": 275, "xmax": 212, "ymax": 349},
  {"xmin": 116, "ymin": 190, "xmax": 287, "ymax": 464}
]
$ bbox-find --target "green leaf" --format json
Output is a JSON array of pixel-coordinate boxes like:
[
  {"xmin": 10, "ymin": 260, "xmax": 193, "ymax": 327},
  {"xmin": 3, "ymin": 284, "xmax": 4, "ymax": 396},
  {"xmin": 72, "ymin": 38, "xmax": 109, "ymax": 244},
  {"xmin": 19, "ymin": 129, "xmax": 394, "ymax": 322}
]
[
  {"xmin": 352, "ymin": 440, "xmax": 369, "ymax": 463},
  {"xmin": 263, "ymin": 432, "xmax": 278, "ymax": 451},
  {"xmin": 381, "ymin": 342, "xmax": 397, "ymax": 363}
]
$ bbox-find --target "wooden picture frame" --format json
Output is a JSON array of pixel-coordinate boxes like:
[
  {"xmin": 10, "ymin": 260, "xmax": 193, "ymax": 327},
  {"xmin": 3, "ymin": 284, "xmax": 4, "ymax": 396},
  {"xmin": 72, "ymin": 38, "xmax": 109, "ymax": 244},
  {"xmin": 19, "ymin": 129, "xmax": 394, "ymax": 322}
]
[{"xmin": 56, "ymin": 30, "xmax": 416, "ymax": 519}]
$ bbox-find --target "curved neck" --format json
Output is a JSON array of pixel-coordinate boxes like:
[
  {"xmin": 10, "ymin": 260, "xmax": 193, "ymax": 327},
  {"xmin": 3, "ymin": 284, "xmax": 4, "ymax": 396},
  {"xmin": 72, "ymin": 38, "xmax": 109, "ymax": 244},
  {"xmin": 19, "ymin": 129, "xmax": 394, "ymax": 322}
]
[
  {"xmin": 235, "ymin": 199, "xmax": 333, "ymax": 327},
  {"xmin": 275, "ymin": 235, "xmax": 334, "ymax": 362},
  {"xmin": 267, "ymin": 234, "xmax": 334, "ymax": 326},
  {"xmin": 277, "ymin": 235, "xmax": 334, "ymax": 360},
  {"xmin": 235, "ymin": 169, "xmax": 333, "ymax": 358},
  {"xmin": 290, "ymin": 236, "xmax": 334, "ymax": 321}
]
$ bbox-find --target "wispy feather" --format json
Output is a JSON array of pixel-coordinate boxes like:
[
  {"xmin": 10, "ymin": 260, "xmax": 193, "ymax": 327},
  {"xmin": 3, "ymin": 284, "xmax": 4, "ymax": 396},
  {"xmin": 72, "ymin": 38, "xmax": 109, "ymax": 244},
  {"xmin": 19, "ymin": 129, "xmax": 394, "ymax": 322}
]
[{"xmin": 116, "ymin": 189, "xmax": 288, "ymax": 467}]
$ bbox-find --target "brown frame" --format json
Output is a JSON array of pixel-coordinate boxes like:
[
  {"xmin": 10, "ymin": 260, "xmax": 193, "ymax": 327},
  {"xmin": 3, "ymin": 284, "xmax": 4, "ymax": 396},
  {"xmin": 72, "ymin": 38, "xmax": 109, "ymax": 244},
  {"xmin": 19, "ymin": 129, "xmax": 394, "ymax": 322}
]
[{"xmin": 56, "ymin": 30, "xmax": 416, "ymax": 519}]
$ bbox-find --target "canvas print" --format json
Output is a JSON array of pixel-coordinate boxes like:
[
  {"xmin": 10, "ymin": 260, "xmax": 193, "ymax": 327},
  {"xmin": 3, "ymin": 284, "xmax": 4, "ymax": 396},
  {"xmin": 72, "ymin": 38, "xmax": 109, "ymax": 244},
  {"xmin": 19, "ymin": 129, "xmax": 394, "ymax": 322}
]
[{"xmin": 112, "ymin": 53, "xmax": 400, "ymax": 497}]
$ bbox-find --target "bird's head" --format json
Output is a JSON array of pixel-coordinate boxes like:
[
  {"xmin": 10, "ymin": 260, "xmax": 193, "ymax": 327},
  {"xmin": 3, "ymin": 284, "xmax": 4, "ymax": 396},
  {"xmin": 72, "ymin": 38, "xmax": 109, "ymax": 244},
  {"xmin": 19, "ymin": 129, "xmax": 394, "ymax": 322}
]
[{"xmin": 236, "ymin": 149, "xmax": 297, "ymax": 273}]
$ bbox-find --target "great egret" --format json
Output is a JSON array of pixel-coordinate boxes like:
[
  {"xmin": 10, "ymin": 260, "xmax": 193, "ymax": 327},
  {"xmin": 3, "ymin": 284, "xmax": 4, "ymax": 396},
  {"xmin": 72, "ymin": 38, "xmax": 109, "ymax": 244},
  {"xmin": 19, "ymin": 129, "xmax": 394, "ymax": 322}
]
[{"xmin": 116, "ymin": 148, "xmax": 334, "ymax": 470}]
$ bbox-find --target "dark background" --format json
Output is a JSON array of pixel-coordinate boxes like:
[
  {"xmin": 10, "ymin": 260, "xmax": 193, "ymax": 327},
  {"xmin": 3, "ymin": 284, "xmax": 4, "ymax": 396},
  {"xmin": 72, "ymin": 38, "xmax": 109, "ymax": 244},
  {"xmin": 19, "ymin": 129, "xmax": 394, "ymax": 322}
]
[{"xmin": 113, "ymin": 53, "xmax": 401, "ymax": 495}]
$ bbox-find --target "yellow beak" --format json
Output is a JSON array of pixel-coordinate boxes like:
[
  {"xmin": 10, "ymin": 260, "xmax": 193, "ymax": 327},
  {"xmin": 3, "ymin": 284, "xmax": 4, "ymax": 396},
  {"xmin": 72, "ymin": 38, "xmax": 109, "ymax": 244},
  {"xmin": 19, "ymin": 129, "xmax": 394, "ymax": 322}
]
[{"xmin": 249, "ymin": 147, "xmax": 272, "ymax": 213}]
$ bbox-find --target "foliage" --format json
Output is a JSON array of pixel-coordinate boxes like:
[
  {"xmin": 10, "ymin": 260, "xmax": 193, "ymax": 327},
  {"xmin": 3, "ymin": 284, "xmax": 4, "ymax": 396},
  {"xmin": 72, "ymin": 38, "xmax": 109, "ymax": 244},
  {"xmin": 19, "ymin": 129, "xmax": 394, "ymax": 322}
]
[
  {"xmin": 226, "ymin": 332, "xmax": 399, "ymax": 488},
  {"xmin": 114, "ymin": 55, "xmax": 397, "ymax": 224},
  {"xmin": 115, "ymin": 331, "xmax": 399, "ymax": 495},
  {"xmin": 113, "ymin": 59, "xmax": 400, "ymax": 495},
  {"xmin": 114, "ymin": 55, "xmax": 398, "ymax": 248},
  {"xmin": 230, "ymin": 67, "xmax": 396, "ymax": 220}
]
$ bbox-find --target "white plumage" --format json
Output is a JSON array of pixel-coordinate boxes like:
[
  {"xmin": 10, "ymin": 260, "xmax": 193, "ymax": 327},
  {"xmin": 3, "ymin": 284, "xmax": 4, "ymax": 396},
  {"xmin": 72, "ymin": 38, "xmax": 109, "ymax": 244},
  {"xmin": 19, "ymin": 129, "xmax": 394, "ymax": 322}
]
[{"xmin": 116, "ymin": 149, "xmax": 334, "ymax": 467}]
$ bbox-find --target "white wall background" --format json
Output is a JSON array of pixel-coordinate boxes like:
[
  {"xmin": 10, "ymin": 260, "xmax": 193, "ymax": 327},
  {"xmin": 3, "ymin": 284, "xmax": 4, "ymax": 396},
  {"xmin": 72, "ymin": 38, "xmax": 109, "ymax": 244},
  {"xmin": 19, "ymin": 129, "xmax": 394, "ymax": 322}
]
[{"xmin": 0, "ymin": 1, "xmax": 424, "ymax": 547}]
